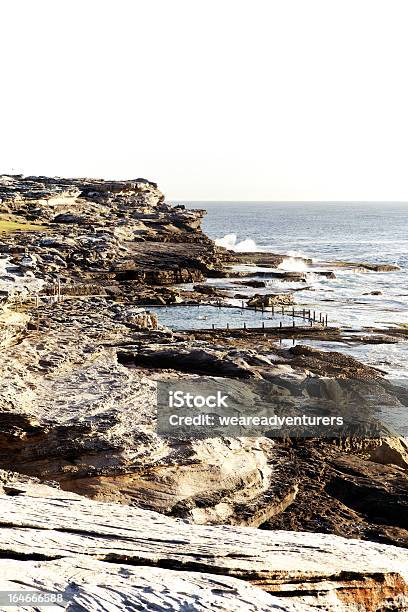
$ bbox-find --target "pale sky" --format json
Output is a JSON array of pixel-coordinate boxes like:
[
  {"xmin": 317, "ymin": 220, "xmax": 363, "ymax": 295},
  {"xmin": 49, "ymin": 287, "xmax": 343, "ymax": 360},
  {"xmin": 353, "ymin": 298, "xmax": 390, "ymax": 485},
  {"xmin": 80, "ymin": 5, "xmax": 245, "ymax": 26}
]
[{"xmin": 1, "ymin": 0, "xmax": 408, "ymax": 201}]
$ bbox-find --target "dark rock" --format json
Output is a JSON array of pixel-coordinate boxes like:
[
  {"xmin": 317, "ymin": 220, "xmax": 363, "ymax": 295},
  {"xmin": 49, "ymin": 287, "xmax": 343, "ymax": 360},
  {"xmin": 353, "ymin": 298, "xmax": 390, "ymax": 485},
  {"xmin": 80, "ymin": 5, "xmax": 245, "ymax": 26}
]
[
  {"xmin": 264, "ymin": 443, "xmax": 408, "ymax": 548},
  {"xmin": 234, "ymin": 280, "xmax": 267, "ymax": 288},
  {"xmin": 314, "ymin": 270, "xmax": 336, "ymax": 279},
  {"xmin": 193, "ymin": 284, "xmax": 226, "ymax": 296},
  {"xmin": 288, "ymin": 344, "xmax": 384, "ymax": 380},
  {"xmin": 331, "ymin": 260, "xmax": 400, "ymax": 272},
  {"xmin": 52, "ymin": 213, "xmax": 86, "ymax": 224},
  {"xmin": 229, "ymin": 252, "xmax": 313, "ymax": 267},
  {"xmin": 118, "ymin": 346, "xmax": 254, "ymax": 378}
]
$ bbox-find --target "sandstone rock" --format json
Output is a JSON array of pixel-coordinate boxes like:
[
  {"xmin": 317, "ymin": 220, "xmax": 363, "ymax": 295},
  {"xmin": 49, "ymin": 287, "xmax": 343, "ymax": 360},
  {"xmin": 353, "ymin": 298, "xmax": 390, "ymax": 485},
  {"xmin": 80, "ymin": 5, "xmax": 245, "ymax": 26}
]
[
  {"xmin": 0, "ymin": 477, "xmax": 406, "ymax": 611},
  {"xmin": 248, "ymin": 293, "xmax": 294, "ymax": 307},
  {"xmin": 0, "ymin": 557, "xmax": 297, "ymax": 612},
  {"xmin": 366, "ymin": 263, "xmax": 400, "ymax": 272},
  {"xmin": 288, "ymin": 344, "xmax": 384, "ymax": 380},
  {"xmin": 1, "ymin": 175, "xmax": 408, "ymax": 611},
  {"xmin": 370, "ymin": 437, "xmax": 408, "ymax": 470},
  {"xmin": 0, "ymin": 299, "xmax": 282, "ymax": 524},
  {"xmin": 264, "ymin": 444, "xmax": 408, "ymax": 547},
  {"xmin": 0, "ymin": 255, "xmax": 45, "ymax": 304},
  {"xmin": 0, "ymin": 295, "xmax": 407, "ymax": 545},
  {"xmin": 52, "ymin": 213, "xmax": 86, "ymax": 224},
  {"xmin": 0, "ymin": 306, "xmax": 29, "ymax": 348},
  {"xmin": 0, "ymin": 175, "xmax": 222, "ymax": 307},
  {"xmin": 234, "ymin": 293, "xmax": 250, "ymax": 299}
]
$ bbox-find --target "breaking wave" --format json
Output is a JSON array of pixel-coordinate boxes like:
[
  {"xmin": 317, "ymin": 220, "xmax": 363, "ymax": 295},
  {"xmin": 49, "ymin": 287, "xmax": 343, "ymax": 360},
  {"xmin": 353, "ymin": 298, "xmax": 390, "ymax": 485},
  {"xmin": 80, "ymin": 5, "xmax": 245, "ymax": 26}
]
[
  {"xmin": 215, "ymin": 233, "xmax": 258, "ymax": 252},
  {"xmin": 214, "ymin": 235, "xmax": 312, "ymax": 271},
  {"xmin": 278, "ymin": 257, "xmax": 309, "ymax": 272}
]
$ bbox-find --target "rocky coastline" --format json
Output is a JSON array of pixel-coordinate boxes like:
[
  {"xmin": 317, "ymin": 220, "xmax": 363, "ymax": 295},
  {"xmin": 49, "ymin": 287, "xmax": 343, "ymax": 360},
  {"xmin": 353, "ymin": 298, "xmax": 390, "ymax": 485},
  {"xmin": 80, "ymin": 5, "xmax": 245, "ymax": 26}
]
[{"xmin": 1, "ymin": 174, "xmax": 408, "ymax": 610}]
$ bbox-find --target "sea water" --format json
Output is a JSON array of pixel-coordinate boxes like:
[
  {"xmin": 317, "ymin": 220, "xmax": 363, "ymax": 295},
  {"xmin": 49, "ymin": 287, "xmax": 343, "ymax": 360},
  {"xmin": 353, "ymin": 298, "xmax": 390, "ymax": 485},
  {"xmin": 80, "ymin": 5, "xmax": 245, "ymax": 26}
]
[{"xmin": 173, "ymin": 202, "xmax": 408, "ymax": 379}]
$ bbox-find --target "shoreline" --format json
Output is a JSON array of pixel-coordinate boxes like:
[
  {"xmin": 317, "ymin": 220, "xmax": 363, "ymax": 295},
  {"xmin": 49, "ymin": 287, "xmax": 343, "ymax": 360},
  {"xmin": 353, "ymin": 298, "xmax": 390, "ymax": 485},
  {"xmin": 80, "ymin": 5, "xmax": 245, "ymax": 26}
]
[{"xmin": 1, "ymin": 174, "xmax": 408, "ymax": 608}]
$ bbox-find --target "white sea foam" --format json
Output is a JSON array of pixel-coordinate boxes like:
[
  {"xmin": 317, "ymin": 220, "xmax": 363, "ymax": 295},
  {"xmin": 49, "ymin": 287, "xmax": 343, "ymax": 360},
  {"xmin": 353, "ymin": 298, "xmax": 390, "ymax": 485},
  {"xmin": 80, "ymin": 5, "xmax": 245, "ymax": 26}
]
[
  {"xmin": 235, "ymin": 238, "xmax": 258, "ymax": 252},
  {"xmin": 278, "ymin": 257, "xmax": 309, "ymax": 272},
  {"xmin": 215, "ymin": 233, "xmax": 258, "ymax": 252},
  {"xmin": 214, "ymin": 233, "xmax": 237, "ymax": 249},
  {"xmin": 215, "ymin": 235, "xmax": 315, "ymax": 270}
]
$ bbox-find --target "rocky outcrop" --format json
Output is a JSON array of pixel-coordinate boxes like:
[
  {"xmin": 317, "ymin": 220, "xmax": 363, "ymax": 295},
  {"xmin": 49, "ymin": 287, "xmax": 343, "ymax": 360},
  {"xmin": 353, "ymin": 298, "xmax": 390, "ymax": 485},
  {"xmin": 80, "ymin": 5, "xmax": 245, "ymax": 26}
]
[
  {"xmin": 248, "ymin": 293, "xmax": 295, "ymax": 307},
  {"xmin": 193, "ymin": 283, "xmax": 229, "ymax": 297},
  {"xmin": 0, "ymin": 175, "xmax": 163, "ymax": 216},
  {"xmin": 287, "ymin": 344, "xmax": 385, "ymax": 380},
  {"xmin": 0, "ymin": 306, "xmax": 29, "ymax": 348},
  {"xmin": 264, "ymin": 443, "xmax": 408, "ymax": 548},
  {"xmin": 119, "ymin": 344, "xmax": 257, "ymax": 378},
  {"xmin": 0, "ymin": 475, "xmax": 407, "ymax": 611},
  {"xmin": 330, "ymin": 260, "xmax": 400, "ymax": 272},
  {"xmin": 0, "ymin": 254, "xmax": 45, "ymax": 306},
  {"xmin": 230, "ymin": 270, "xmax": 308, "ymax": 282},
  {"xmin": 0, "ymin": 175, "xmax": 224, "ymax": 308},
  {"xmin": 0, "ymin": 294, "xmax": 407, "ymax": 546},
  {"xmin": 369, "ymin": 437, "xmax": 408, "ymax": 471},
  {"xmin": 228, "ymin": 252, "xmax": 313, "ymax": 267},
  {"xmin": 234, "ymin": 279, "xmax": 267, "ymax": 288},
  {"xmin": 1, "ymin": 175, "xmax": 408, "ymax": 609},
  {"xmin": 0, "ymin": 557, "xmax": 288, "ymax": 612},
  {"xmin": 314, "ymin": 269, "xmax": 336, "ymax": 278},
  {"xmin": 0, "ymin": 298, "xmax": 284, "ymax": 525}
]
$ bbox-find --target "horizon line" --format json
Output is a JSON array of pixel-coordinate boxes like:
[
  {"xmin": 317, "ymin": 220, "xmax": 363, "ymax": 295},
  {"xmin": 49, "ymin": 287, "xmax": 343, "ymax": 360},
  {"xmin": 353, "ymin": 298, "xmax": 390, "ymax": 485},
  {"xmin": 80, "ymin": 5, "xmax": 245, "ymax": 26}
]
[{"xmin": 171, "ymin": 199, "xmax": 408, "ymax": 204}]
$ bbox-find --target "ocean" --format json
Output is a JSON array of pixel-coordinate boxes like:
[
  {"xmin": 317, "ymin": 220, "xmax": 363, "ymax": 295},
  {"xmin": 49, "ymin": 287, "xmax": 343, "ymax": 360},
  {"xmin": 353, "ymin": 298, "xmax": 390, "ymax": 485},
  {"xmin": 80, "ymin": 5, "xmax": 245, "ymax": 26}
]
[
  {"xmin": 179, "ymin": 201, "xmax": 408, "ymax": 379},
  {"xmin": 193, "ymin": 201, "xmax": 408, "ymax": 266}
]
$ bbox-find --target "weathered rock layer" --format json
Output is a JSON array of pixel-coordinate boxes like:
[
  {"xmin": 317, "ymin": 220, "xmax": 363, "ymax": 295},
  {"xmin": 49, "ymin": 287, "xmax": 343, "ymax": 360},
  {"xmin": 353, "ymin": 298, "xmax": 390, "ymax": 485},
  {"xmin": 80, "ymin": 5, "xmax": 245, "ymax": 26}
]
[
  {"xmin": 1, "ymin": 175, "xmax": 408, "ymax": 609},
  {"xmin": 0, "ymin": 474, "xmax": 407, "ymax": 611}
]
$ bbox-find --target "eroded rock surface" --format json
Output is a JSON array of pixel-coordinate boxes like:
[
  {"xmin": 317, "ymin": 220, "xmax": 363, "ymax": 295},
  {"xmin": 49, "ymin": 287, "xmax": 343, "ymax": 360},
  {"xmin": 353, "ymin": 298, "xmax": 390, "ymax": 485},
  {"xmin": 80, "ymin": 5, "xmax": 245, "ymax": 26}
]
[
  {"xmin": 1, "ymin": 175, "xmax": 408, "ymax": 610},
  {"xmin": 0, "ymin": 294, "xmax": 407, "ymax": 548},
  {"xmin": 0, "ymin": 175, "xmax": 225, "ymax": 308},
  {"xmin": 0, "ymin": 475, "xmax": 407, "ymax": 611},
  {"xmin": 0, "ymin": 297, "xmax": 286, "ymax": 525},
  {"xmin": 247, "ymin": 293, "xmax": 295, "ymax": 307}
]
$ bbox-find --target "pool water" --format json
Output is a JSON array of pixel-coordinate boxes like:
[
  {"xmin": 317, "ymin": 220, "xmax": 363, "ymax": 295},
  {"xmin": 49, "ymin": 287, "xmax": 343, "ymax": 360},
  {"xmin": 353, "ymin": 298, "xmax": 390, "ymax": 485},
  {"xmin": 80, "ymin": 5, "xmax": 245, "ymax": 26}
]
[{"xmin": 149, "ymin": 304, "xmax": 313, "ymax": 331}]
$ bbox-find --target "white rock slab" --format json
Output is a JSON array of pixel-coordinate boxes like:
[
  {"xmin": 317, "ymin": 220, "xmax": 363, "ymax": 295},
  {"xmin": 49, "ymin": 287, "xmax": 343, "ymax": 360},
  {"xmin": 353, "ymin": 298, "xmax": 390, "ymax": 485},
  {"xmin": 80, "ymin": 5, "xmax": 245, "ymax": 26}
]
[{"xmin": 0, "ymin": 479, "xmax": 406, "ymax": 610}]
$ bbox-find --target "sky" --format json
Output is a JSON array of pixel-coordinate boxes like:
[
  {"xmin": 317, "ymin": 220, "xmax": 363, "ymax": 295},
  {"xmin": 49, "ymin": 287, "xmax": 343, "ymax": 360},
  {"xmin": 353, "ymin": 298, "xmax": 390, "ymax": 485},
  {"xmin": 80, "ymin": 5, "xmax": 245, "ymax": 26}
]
[{"xmin": 1, "ymin": 0, "xmax": 408, "ymax": 201}]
